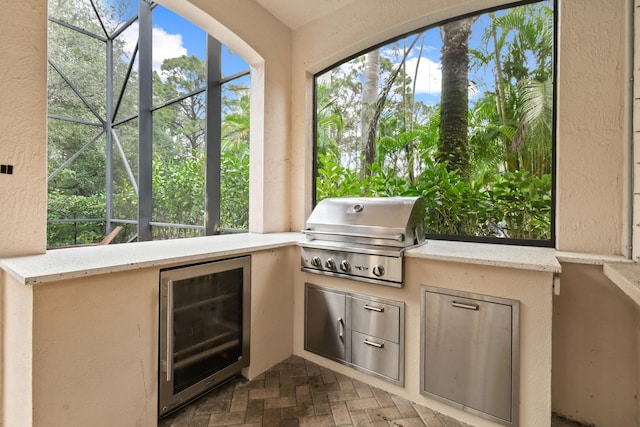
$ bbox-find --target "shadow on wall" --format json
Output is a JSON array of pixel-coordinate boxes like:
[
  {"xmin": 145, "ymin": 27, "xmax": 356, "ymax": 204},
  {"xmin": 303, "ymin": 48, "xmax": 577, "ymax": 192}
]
[{"xmin": 552, "ymin": 263, "xmax": 640, "ymax": 427}]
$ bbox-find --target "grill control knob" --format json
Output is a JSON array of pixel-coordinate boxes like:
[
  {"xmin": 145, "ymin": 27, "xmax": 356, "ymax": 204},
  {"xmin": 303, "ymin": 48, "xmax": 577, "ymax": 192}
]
[
  {"xmin": 372, "ymin": 265, "xmax": 385, "ymax": 277},
  {"xmin": 325, "ymin": 258, "xmax": 336, "ymax": 270},
  {"xmin": 311, "ymin": 256, "xmax": 322, "ymax": 268},
  {"xmin": 340, "ymin": 260, "xmax": 351, "ymax": 272}
]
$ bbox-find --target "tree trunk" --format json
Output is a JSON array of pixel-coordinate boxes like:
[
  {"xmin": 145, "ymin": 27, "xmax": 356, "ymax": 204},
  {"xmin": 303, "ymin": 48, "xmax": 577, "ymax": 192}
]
[
  {"xmin": 363, "ymin": 37, "xmax": 420, "ymax": 176},
  {"xmin": 361, "ymin": 50, "xmax": 379, "ymax": 175},
  {"xmin": 438, "ymin": 17, "xmax": 476, "ymax": 179}
]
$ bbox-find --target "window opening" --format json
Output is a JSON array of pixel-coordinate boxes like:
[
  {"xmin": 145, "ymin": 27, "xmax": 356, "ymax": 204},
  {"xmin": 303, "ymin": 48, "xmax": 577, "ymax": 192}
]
[
  {"xmin": 314, "ymin": 0, "xmax": 555, "ymax": 246},
  {"xmin": 47, "ymin": 0, "xmax": 251, "ymax": 247}
]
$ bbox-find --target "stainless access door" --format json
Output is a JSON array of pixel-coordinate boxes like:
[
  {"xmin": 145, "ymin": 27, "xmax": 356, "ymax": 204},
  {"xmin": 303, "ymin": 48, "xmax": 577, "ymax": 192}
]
[
  {"xmin": 304, "ymin": 285, "xmax": 347, "ymax": 362},
  {"xmin": 159, "ymin": 256, "xmax": 250, "ymax": 418},
  {"xmin": 421, "ymin": 286, "xmax": 519, "ymax": 427}
]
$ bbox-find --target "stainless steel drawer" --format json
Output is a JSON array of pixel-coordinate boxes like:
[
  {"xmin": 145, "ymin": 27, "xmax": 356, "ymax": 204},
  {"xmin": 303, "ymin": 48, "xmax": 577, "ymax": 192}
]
[
  {"xmin": 351, "ymin": 331, "xmax": 400, "ymax": 381},
  {"xmin": 350, "ymin": 296, "xmax": 400, "ymax": 343}
]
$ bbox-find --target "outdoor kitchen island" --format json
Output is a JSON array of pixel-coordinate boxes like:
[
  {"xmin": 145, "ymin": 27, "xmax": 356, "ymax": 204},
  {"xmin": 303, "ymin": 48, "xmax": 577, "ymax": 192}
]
[{"xmin": 0, "ymin": 232, "xmax": 560, "ymax": 427}]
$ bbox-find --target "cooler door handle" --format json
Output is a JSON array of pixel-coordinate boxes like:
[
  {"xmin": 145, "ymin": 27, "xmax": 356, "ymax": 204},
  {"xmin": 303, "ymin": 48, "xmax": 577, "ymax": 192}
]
[{"xmin": 166, "ymin": 280, "xmax": 174, "ymax": 382}]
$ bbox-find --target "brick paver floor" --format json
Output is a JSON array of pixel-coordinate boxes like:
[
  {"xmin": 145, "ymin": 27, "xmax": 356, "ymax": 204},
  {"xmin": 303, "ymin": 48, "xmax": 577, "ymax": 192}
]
[{"xmin": 159, "ymin": 355, "xmax": 472, "ymax": 426}]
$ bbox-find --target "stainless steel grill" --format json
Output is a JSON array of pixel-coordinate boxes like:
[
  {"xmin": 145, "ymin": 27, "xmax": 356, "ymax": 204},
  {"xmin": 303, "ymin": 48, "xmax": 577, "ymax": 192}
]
[{"xmin": 300, "ymin": 196, "xmax": 426, "ymax": 287}]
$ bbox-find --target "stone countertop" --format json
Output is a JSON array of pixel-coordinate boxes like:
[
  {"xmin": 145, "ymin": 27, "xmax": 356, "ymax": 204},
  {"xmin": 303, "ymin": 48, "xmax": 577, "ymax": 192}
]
[
  {"xmin": 407, "ymin": 239, "xmax": 562, "ymax": 273},
  {"xmin": 0, "ymin": 232, "xmax": 301, "ymax": 285},
  {"xmin": 603, "ymin": 262, "xmax": 640, "ymax": 306},
  {"xmin": 1, "ymin": 233, "xmax": 571, "ymax": 286}
]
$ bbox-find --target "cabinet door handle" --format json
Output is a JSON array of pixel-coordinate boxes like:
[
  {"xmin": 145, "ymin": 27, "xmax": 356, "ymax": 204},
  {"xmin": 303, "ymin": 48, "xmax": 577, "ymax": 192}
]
[
  {"xmin": 364, "ymin": 339, "xmax": 384, "ymax": 348},
  {"xmin": 452, "ymin": 301, "xmax": 479, "ymax": 310},
  {"xmin": 364, "ymin": 304, "xmax": 384, "ymax": 312},
  {"xmin": 337, "ymin": 317, "xmax": 344, "ymax": 339}
]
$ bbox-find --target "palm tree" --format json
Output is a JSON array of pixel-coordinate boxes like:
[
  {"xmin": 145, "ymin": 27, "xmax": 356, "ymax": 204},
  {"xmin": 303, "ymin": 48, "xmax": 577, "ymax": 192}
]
[
  {"xmin": 438, "ymin": 17, "xmax": 477, "ymax": 179},
  {"xmin": 361, "ymin": 50, "xmax": 380, "ymax": 174},
  {"xmin": 470, "ymin": 2, "xmax": 553, "ymax": 175}
]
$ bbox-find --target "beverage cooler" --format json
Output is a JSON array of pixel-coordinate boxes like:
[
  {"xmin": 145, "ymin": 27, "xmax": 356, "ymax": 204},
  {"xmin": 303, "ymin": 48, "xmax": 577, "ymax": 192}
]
[{"xmin": 159, "ymin": 256, "xmax": 251, "ymax": 418}]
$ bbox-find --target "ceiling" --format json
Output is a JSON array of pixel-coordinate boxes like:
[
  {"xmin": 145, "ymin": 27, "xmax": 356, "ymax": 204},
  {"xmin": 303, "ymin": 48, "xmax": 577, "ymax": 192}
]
[{"xmin": 253, "ymin": 0, "xmax": 357, "ymax": 30}]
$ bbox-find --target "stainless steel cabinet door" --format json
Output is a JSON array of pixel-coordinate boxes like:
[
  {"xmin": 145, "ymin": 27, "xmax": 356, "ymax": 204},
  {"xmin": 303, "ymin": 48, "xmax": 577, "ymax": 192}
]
[
  {"xmin": 421, "ymin": 286, "xmax": 519, "ymax": 426},
  {"xmin": 305, "ymin": 285, "xmax": 347, "ymax": 361}
]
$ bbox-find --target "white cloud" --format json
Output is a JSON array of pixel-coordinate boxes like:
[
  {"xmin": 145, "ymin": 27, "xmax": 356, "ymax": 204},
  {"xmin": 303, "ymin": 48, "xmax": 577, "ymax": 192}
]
[
  {"xmin": 151, "ymin": 27, "xmax": 187, "ymax": 73},
  {"xmin": 119, "ymin": 23, "xmax": 188, "ymax": 75},
  {"xmin": 403, "ymin": 56, "xmax": 442, "ymax": 95}
]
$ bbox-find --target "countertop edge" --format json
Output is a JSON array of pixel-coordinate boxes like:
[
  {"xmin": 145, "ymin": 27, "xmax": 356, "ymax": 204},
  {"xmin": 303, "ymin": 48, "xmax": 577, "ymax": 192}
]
[
  {"xmin": 603, "ymin": 262, "xmax": 640, "ymax": 307},
  {"xmin": 406, "ymin": 240, "xmax": 562, "ymax": 273},
  {"xmin": 0, "ymin": 232, "xmax": 302, "ymax": 285},
  {"xmin": 555, "ymin": 251, "xmax": 632, "ymax": 265},
  {"xmin": 15, "ymin": 235, "xmax": 637, "ymax": 286}
]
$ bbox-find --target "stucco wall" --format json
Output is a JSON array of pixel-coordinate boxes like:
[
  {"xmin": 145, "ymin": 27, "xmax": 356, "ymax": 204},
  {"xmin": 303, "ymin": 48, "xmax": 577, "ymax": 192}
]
[
  {"xmin": 0, "ymin": 0, "xmax": 48, "ymax": 257},
  {"xmin": 1, "ymin": 248, "xmax": 293, "ymax": 427},
  {"xmin": 31, "ymin": 269, "xmax": 159, "ymax": 427},
  {"xmin": 552, "ymin": 263, "xmax": 640, "ymax": 426},
  {"xmin": 2, "ymin": 275, "xmax": 33, "ymax": 427},
  {"xmin": 244, "ymin": 246, "xmax": 295, "ymax": 378},
  {"xmin": 555, "ymin": 0, "xmax": 629, "ymax": 255}
]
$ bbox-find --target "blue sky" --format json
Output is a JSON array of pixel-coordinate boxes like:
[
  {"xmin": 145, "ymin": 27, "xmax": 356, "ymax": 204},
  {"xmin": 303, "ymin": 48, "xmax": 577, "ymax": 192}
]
[
  {"xmin": 153, "ymin": 5, "xmax": 250, "ymax": 78},
  {"xmin": 117, "ymin": 2, "xmax": 250, "ymax": 79},
  {"xmin": 374, "ymin": 12, "xmax": 499, "ymax": 106}
]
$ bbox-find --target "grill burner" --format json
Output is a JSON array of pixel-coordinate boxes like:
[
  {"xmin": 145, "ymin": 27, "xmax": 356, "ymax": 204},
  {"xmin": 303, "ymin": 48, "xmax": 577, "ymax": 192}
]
[{"xmin": 300, "ymin": 197, "xmax": 426, "ymax": 287}]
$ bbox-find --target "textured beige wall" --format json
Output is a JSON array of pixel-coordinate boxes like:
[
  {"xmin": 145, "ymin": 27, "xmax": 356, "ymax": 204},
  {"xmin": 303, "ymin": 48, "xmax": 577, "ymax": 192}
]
[
  {"xmin": 0, "ymin": 0, "xmax": 48, "ymax": 257},
  {"xmin": 2, "ymin": 275, "xmax": 33, "ymax": 427},
  {"xmin": 30, "ymin": 269, "xmax": 159, "ymax": 427},
  {"xmin": 0, "ymin": 270, "xmax": 3, "ymax": 426},
  {"xmin": 633, "ymin": 0, "xmax": 640, "ymax": 261},
  {"xmin": 555, "ymin": 0, "xmax": 629, "ymax": 254},
  {"xmin": 245, "ymin": 247, "xmax": 295, "ymax": 378},
  {"xmin": 552, "ymin": 263, "xmax": 640, "ymax": 426},
  {"xmin": 2, "ymin": 249, "xmax": 292, "ymax": 427},
  {"xmin": 293, "ymin": 260, "xmax": 553, "ymax": 427}
]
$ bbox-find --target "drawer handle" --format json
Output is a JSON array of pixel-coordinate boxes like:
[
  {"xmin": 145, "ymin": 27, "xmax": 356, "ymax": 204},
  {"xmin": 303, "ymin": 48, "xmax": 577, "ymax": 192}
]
[
  {"xmin": 363, "ymin": 339, "xmax": 384, "ymax": 348},
  {"xmin": 452, "ymin": 301, "xmax": 479, "ymax": 310},
  {"xmin": 364, "ymin": 304, "xmax": 384, "ymax": 312}
]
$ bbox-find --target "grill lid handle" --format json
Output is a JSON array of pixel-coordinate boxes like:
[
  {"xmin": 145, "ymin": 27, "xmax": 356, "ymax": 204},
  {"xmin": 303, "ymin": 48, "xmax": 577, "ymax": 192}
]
[{"xmin": 302, "ymin": 229, "xmax": 405, "ymax": 242}]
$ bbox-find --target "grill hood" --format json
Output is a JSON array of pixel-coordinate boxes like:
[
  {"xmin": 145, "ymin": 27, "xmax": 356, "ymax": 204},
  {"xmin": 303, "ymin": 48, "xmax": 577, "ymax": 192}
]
[{"xmin": 303, "ymin": 196, "xmax": 426, "ymax": 249}]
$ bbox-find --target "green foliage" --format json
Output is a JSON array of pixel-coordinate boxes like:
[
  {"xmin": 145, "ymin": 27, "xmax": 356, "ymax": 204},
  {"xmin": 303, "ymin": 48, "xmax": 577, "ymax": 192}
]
[
  {"xmin": 315, "ymin": 1, "xmax": 553, "ymax": 243},
  {"xmin": 47, "ymin": 192, "xmax": 108, "ymax": 247},
  {"xmin": 316, "ymin": 151, "xmax": 361, "ymax": 199},
  {"xmin": 316, "ymin": 153, "xmax": 551, "ymax": 240},
  {"xmin": 152, "ymin": 153, "xmax": 205, "ymax": 239},
  {"xmin": 487, "ymin": 171, "xmax": 551, "ymax": 239},
  {"xmin": 221, "ymin": 146, "xmax": 250, "ymax": 230},
  {"xmin": 47, "ymin": 0, "xmax": 251, "ymax": 247}
]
